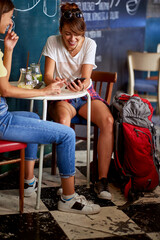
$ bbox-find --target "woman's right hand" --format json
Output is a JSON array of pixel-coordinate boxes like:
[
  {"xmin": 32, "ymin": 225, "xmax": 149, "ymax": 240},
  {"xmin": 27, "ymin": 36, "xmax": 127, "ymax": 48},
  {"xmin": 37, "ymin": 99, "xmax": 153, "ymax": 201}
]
[
  {"xmin": 42, "ymin": 81, "xmax": 64, "ymax": 95},
  {"xmin": 4, "ymin": 24, "xmax": 19, "ymax": 51}
]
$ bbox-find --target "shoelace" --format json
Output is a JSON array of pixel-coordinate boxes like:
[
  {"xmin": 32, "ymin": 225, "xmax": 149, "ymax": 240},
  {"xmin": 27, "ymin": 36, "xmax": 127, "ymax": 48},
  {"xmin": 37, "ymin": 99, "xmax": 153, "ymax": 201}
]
[{"xmin": 74, "ymin": 194, "xmax": 93, "ymax": 205}]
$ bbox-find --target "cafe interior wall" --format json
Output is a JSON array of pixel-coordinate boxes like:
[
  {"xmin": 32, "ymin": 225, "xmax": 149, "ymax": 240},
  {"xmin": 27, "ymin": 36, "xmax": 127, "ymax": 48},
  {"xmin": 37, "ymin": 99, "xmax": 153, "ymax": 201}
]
[
  {"xmin": 1, "ymin": 0, "xmax": 160, "ymax": 152},
  {"xmin": 145, "ymin": 0, "xmax": 160, "ymax": 53}
]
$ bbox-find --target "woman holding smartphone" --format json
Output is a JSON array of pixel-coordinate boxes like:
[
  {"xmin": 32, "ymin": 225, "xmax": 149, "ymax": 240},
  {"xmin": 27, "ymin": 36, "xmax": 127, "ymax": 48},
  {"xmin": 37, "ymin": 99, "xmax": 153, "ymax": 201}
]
[
  {"xmin": 43, "ymin": 2, "xmax": 114, "ymax": 200},
  {"xmin": 0, "ymin": 0, "xmax": 100, "ymax": 215}
]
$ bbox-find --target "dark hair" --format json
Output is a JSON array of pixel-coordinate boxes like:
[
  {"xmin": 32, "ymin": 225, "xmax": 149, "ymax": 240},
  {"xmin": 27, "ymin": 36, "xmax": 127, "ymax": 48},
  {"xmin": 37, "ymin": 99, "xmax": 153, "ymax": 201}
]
[
  {"xmin": 0, "ymin": 0, "xmax": 14, "ymax": 21},
  {"xmin": 60, "ymin": 3, "xmax": 86, "ymax": 36}
]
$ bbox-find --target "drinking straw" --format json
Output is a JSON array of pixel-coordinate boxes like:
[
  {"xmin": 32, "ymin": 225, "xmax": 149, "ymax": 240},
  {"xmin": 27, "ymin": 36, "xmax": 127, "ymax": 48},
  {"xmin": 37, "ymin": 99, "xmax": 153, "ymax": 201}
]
[
  {"xmin": 26, "ymin": 51, "xmax": 29, "ymax": 70},
  {"xmin": 38, "ymin": 47, "xmax": 44, "ymax": 64},
  {"xmin": 38, "ymin": 52, "xmax": 42, "ymax": 64}
]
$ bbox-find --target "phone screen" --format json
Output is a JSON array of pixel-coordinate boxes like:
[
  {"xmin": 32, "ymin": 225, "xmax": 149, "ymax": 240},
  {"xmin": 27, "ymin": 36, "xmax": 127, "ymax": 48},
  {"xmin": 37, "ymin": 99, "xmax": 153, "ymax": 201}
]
[{"xmin": 71, "ymin": 78, "xmax": 86, "ymax": 86}]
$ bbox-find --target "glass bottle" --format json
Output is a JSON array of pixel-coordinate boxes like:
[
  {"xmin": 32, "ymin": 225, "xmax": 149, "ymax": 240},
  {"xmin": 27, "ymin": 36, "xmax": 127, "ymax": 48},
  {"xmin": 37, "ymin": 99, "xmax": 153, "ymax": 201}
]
[
  {"xmin": 18, "ymin": 68, "xmax": 34, "ymax": 89},
  {"xmin": 30, "ymin": 63, "xmax": 42, "ymax": 83}
]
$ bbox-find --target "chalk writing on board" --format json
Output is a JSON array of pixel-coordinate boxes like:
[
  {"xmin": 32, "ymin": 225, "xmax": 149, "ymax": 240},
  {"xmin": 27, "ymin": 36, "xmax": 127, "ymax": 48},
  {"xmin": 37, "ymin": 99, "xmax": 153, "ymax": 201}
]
[
  {"xmin": 63, "ymin": 0, "xmax": 145, "ymax": 29},
  {"xmin": 13, "ymin": 0, "xmax": 58, "ymax": 17},
  {"xmin": 13, "ymin": 0, "xmax": 41, "ymax": 12},
  {"xmin": 126, "ymin": 0, "xmax": 141, "ymax": 15},
  {"xmin": 0, "ymin": 0, "xmax": 58, "ymax": 41},
  {"xmin": 76, "ymin": 0, "xmax": 141, "ymax": 23}
]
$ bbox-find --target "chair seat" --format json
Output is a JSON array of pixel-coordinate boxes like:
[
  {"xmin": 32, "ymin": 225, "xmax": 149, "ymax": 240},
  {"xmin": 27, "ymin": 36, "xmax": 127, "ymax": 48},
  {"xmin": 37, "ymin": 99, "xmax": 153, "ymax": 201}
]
[
  {"xmin": 0, "ymin": 140, "xmax": 27, "ymax": 153},
  {"xmin": 135, "ymin": 79, "xmax": 157, "ymax": 93}
]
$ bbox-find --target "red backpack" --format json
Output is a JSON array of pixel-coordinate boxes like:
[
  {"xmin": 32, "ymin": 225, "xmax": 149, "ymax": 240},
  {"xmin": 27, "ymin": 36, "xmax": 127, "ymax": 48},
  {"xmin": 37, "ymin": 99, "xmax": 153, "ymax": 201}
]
[{"xmin": 110, "ymin": 93, "xmax": 160, "ymax": 201}]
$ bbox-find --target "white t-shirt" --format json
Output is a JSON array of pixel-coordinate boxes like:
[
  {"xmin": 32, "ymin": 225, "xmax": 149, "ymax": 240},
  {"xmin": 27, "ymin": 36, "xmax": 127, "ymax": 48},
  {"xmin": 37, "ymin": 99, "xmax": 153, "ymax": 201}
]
[{"xmin": 42, "ymin": 35, "xmax": 97, "ymax": 83}]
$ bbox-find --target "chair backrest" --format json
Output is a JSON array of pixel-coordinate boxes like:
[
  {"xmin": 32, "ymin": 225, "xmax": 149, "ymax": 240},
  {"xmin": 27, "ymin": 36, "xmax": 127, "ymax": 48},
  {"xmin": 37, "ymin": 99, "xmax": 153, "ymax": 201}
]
[
  {"xmin": 91, "ymin": 71, "xmax": 117, "ymax": 104},
  {"xmin": 127, "ymin": 51, "xmax": 160, "ymax": 95},
  {"xmin": 157, "ymin": 43, "xmax": 160, "ymax": 53}
]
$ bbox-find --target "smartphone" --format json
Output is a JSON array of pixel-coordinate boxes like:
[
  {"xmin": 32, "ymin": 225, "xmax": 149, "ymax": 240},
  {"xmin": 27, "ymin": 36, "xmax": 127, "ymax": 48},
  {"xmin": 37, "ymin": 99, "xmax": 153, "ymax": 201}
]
[{"xmin": 71, "ymin": 77, "xmax": 86, "ymax": 87}]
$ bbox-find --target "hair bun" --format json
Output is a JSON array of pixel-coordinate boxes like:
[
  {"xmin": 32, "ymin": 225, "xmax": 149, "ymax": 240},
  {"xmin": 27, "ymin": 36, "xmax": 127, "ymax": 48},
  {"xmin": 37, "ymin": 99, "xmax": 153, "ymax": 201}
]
[{"xmin": 61, "ymin": 3, "xmax": 80, "ymax": 13}]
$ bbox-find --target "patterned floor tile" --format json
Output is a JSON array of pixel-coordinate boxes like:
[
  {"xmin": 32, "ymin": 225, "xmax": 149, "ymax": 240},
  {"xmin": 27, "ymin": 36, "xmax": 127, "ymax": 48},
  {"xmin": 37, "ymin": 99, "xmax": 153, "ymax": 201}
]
[
  {"xmin": 0, "ymin": 212, "xmax": 68, "ymax": 240},
  {"xmin": 122, "ymin": 203, "xmax": 160, "ymax": 232},
  {"xmin": 146, "ymin": 232, "xmax": 160, "ymax": 240},
  {"xmin": 0, "ymin": 151, "xmax": 160, "ymax": 240},
  {"xmin": 51, "ymin": 206, "xmax": 144, "ymax": 240},
  {"xmin": 0, "ymin": 189, "xmax": 48, "ymax": 215}
]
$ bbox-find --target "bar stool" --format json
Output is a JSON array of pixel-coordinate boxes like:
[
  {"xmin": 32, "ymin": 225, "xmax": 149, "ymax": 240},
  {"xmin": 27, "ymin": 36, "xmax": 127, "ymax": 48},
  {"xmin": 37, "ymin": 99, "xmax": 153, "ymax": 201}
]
[{"xmin": 0, "ymin": 140, "xmax": 27, "ymax": 213}]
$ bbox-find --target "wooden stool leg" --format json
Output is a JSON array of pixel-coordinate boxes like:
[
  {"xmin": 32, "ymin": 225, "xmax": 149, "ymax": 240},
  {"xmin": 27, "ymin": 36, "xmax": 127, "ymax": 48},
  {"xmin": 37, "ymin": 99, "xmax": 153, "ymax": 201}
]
[
  {"xmin": 51, "ymin": 143, "xmax": 57, "ymax": 175},
  {"xmin": 19, "ymin": 148, "xmax": 25, "ymax": 213}
]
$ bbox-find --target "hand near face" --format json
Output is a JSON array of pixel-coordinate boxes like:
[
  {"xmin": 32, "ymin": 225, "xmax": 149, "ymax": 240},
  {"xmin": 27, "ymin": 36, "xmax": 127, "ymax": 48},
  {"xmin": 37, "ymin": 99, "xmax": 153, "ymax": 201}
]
[{"xmin": 4, "ymin": 24, "xmax": 19, "ymax": 51}]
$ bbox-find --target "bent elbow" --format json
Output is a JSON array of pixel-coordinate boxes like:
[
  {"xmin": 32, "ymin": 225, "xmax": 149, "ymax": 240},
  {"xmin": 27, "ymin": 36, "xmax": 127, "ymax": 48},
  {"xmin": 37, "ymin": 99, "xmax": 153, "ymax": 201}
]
[{"xmin": 0, "ymin": 88, "xmax": 10, "ymax": 97}]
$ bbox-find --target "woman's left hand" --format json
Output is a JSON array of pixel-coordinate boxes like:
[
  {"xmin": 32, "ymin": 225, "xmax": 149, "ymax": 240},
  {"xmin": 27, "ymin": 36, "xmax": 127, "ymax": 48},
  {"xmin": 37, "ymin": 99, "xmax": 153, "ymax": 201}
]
[
  {"xmin": 66, "ymin": 80, "xmax": 84, "ymax": 92},
  {"xmin": 4, "ymin": 25, "xmax": 19, "ymax": 51}
]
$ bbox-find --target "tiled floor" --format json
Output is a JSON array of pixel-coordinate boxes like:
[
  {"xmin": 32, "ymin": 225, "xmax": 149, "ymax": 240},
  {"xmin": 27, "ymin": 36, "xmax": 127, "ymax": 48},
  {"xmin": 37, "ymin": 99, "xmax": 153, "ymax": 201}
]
[{"xmin": 0, "ymin": 148, "xmax": 160, "ymax": 240}]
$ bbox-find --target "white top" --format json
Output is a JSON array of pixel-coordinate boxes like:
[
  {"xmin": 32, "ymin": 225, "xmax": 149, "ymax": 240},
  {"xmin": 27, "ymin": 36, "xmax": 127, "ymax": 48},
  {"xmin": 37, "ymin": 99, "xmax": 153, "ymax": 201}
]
[{"xmin": 42, "ymin": 35, "xmax": 97, "ymax": 83}]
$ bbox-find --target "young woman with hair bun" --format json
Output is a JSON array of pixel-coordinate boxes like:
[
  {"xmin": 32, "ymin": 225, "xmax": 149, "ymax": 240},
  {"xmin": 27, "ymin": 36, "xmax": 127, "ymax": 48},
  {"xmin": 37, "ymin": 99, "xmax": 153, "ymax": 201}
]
[{"xmin": 43, "ymin": 2, "xmax": 114, "ymax": 201}]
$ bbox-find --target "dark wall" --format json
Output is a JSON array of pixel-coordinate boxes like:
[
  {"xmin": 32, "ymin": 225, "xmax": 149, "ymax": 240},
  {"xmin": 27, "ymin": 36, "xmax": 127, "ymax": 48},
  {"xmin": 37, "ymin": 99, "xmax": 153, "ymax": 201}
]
[
  {"xmin": 0, "ymin": 0, "xmax": 60, "ymax": 114},
  {"xmin": 0, "ymin": 0, "xmax": 148, "ymax": 115},
  {"xmin": 145, "ymin": 0, "xmax": 160, "ymax": 52}
]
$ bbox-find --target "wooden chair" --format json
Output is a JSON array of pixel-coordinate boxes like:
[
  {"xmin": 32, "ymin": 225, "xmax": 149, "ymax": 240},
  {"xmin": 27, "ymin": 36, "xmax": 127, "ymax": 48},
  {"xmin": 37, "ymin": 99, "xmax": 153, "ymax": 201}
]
[
  {"xmin": 51, "ymin": 71, "xmax": 117, "ymax": 182},
  {"xmin": 0, "ymin": 140, "xmax": 27, "ymax": 213},
  {"xmin": 127, "ymin": 51, "xmax": 160, "ymax": 114}
]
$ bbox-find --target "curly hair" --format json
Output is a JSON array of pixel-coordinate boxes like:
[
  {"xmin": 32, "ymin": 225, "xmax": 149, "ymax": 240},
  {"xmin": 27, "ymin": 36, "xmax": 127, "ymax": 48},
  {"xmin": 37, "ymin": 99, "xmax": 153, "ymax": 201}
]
[{"xmin": 60, "ymin": 2, "xmax": 86, "ymax": 36}]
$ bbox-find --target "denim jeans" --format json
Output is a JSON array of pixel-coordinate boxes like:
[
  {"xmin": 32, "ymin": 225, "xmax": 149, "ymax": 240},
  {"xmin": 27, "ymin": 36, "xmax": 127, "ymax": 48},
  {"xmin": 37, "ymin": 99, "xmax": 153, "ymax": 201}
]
[{"xmin": 0, "ymin": 97, "xmax": 75, "ymax": 178}]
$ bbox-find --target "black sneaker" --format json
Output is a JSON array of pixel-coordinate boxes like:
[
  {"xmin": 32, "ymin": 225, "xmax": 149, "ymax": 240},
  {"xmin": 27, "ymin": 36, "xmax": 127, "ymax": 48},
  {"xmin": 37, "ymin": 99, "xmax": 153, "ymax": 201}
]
[
  {"xmin": 94, "ymin": 178, "xmax": 112, "ymax": 200},
  {"xmin": 24, "ymin": 177, "xmax": 38, "ymax": 197}
]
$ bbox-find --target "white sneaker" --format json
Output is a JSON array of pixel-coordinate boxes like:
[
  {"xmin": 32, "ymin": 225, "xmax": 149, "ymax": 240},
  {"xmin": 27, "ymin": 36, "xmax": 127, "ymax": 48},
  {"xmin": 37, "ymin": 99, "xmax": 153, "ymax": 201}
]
[
  {"xmin": 24, "ymin": 177, "xmax": 38, "ymax": 197},
  {"xmin": 58, "ymin": 193, "xmax": 101, "ymax": 215}
]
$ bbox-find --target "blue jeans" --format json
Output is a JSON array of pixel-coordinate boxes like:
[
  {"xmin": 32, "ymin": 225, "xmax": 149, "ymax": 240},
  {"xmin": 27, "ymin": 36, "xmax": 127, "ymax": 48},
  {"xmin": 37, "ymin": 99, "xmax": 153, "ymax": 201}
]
[{"xmin": 0, "ymin": 97, "xmax": 75, "ymax": 178}]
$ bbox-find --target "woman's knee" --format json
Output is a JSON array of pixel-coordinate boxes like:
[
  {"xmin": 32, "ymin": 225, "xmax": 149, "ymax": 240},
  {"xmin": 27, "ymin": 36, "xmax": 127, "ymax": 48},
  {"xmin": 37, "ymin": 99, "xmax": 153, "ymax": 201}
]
[
  {"xmin": 29, "ymin": 112, "xmax": 40, "ymax": 119},
  {"xmin": 48, "ymin": 105, "xmax": 71, "ymax": 126},
  {"xmin": 66, "ymin": 126, "xmax": 76, "ymax": 142},
  {"xmin": 100, "ymin": 113, "xmax": 114, "ymax": 132},
  {"xmin": 58, "ymin": 116, "xmax": 71, "ymax": 126}
]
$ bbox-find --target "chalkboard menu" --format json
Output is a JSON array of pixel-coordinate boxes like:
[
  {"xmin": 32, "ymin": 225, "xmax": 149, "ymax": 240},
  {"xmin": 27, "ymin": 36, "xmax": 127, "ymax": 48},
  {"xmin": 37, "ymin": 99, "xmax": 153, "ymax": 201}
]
[
  {"xmin": 0, "ymin": 0, "xmax": 60, "ymax": 113},
  {"xmin": 0, "ymin": 0, "xmax": 60, "ymax": 82},
  {"xmin": 62, "ymin": 0, "xmax": 147, "ymax": 30},
  {"xmin": 0, "ymin": 0, "xmax": 148, "ymax": 112}
]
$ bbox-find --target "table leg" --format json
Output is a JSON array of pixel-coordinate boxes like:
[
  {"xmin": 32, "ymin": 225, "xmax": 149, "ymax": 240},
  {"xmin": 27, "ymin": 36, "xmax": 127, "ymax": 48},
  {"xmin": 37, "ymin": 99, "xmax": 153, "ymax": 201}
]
[
  {"xmin": 36, "ymin": 144, "xmax": 44, "ymax": 210},
  {"xmin": 36, "ymin": 99, "xmax": 47, "ymax": 210},
  {"xmin": 30, "ymin": 99, "xmax": 34, "ymax": 112},
  {"xmin": 86, "ymin": 93, "xmax": 91, "ymax": 188}
]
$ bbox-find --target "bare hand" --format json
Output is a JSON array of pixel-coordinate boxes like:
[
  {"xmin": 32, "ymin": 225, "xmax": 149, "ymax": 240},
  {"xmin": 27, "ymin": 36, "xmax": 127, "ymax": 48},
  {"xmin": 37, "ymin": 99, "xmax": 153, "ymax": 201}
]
[
  {"xmin": 4, "ymin": 24, "xmax": 19, "ymax": 51},
  {"xmin": 66, "ymin": 80, "xmax": 84, "ymax": 92},
  {"xmin": 43, "ymin": 81, "xmax": 64, "ymax": 95},
  {"xmin": 54, "ymin": 77, "xmax": 67, "ymax": 88}
]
